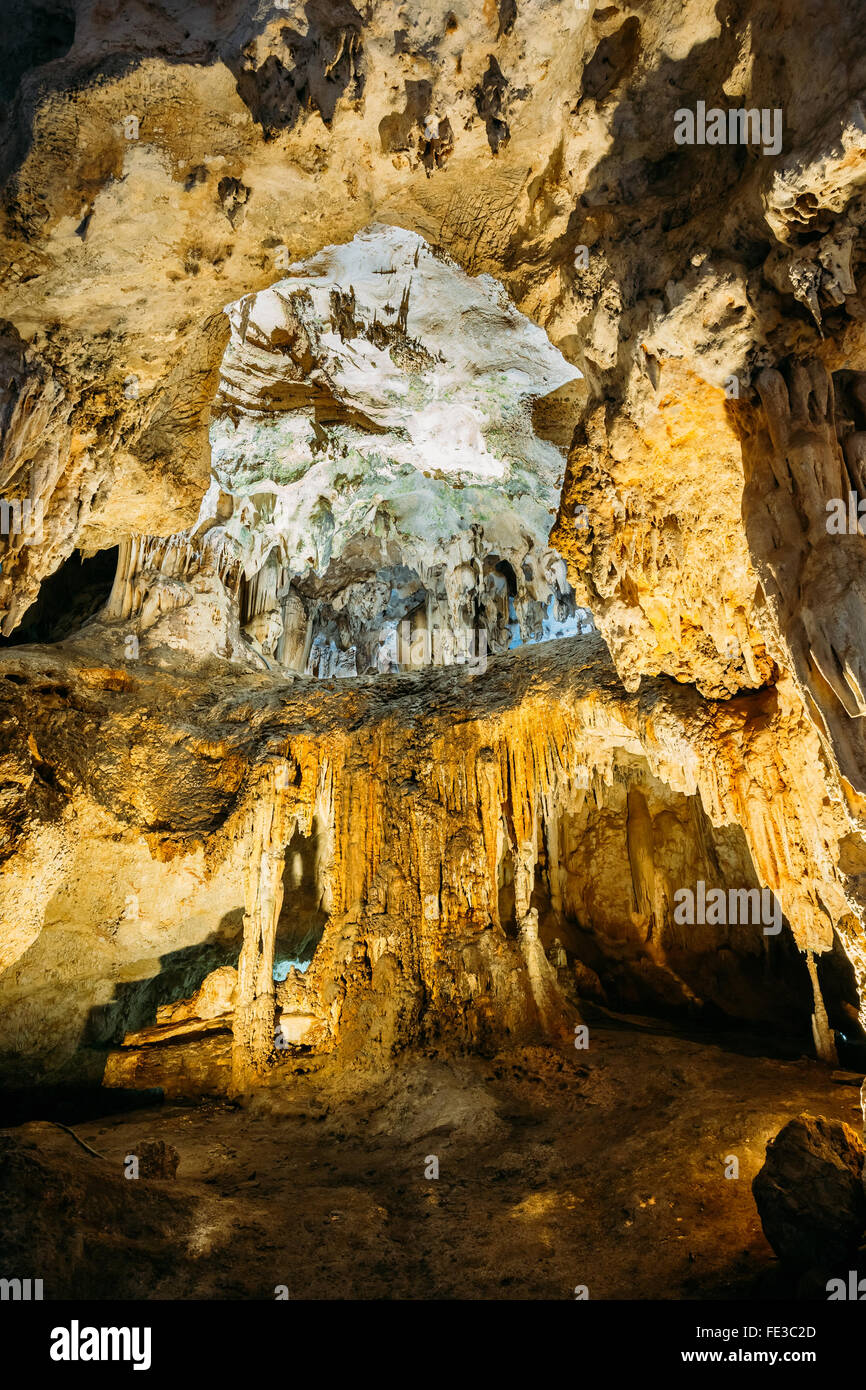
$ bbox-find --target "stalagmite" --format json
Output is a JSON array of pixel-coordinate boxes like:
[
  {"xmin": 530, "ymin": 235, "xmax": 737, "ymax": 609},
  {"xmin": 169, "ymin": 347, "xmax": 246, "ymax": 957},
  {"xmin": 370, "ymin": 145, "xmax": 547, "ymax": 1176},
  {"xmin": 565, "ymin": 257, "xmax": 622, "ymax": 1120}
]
[
  {"xmin": 231, "ymin": 763, "xmax": 301, "ymax": 1092},
  {"xmin": 806, "ymin": 949, "xmax": 840, "ymax": 1066},
  {"xmin": 518, "ymin": 908, "xmax": 572, "ymax": 1037}
]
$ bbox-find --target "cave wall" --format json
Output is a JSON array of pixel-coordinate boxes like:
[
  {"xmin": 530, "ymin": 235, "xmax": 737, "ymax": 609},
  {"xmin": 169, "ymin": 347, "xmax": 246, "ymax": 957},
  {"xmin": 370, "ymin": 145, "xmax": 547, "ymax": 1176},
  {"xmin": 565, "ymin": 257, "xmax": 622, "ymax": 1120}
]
[
  {"xmin": 545, "ymin": 774, "xmax": 813, "ymax": 1026},
  {"xmin": 0, "ymin": 633, "xmax": 860, "ymax": 1090},
  {"xmin": 3, "ymin": 0, "xmax": 866, "ymax": 1091}
]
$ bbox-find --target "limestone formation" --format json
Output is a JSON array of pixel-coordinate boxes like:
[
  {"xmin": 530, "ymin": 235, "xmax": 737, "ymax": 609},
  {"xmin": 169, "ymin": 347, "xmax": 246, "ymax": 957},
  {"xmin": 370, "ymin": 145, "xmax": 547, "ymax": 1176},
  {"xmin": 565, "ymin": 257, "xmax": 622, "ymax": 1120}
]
[
  {"xmin": 0, "ymin": 628, "xmax": 861, "ymax": 1097},
  {"xmin": 3, "ymin": 0, "xmax": 866, "ymax": 1308},
  {"xmin": 752, "ymin": 1114, "xmax": 866, "ymax": 1268}
]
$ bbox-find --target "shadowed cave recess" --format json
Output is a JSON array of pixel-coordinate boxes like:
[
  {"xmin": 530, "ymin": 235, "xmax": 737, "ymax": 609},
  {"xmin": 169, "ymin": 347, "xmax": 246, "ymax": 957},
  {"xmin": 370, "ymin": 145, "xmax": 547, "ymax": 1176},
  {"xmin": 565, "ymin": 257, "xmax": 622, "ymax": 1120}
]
[{"xmin": 4, "ymin": 0, "xmax": 866, "ymax": 1312}]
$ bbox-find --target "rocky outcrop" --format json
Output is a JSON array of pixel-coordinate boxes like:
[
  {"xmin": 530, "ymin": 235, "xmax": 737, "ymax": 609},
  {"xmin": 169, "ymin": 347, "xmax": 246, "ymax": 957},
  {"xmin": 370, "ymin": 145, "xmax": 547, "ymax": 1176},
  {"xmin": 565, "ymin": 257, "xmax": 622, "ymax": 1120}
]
[
  {"xmin": 752, "ymin": 1114, "xmax": 866, "ymax": 1268},
  {"xmin": 157, "ymin": 965, "xmax": 237, "ymax": 1027}
]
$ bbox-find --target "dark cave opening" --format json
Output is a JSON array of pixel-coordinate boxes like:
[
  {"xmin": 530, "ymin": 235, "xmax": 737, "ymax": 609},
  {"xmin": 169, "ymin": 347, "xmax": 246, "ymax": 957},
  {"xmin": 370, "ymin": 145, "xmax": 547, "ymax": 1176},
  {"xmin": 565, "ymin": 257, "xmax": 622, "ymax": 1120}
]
[
  {"xmin": 818, "ymin": 930, "xmax": 866, "ymax": 1065},
  {"xmin": 500, "ymin": 793, "xmax": 822, "ymax": 1048},
  {"xmin": 273, "ymin": 822, "xmax": 329, "ymax": 976},
  {"xmin": 0, "ymin": 546, "xmax": 118, "ymax": 647},
  {"xmin": 0, "ymin": 0, "xmax": 76, "ymax": 109},
  {"xmin": 491, "ymin": 557, "xmax": 518, "ymax": 596},
  {"xmin": 497, "ymin": 846, "xmax": 519, "ymax": 939}
]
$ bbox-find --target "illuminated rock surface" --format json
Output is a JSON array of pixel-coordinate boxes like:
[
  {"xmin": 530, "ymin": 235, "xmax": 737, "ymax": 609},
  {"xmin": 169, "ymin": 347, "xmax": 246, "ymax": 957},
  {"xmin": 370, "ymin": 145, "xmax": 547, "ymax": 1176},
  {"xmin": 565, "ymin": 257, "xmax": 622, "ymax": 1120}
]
[{"xmin": 3, "ymin": 0, "xmax": 866, "ymax": 1302}]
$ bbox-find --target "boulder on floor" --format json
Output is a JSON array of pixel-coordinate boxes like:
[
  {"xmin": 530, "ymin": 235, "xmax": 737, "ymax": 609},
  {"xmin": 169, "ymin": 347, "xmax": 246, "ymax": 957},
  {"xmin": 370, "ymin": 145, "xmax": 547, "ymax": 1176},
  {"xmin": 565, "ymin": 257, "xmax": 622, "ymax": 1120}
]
[
  {"xmin": 752, "ymin": 1113, "xmax": 866, "ymax": 1267},
  {"xmin": 130, "ymin": 1138, "xmax": 180, "ymax": 1179}
]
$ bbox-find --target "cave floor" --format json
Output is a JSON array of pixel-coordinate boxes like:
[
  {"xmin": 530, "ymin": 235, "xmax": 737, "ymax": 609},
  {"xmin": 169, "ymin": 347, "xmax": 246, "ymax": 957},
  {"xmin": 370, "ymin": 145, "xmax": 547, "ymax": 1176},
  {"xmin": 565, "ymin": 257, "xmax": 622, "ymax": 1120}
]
[{"xmin": 33, "ymin": 1017, "xmax": 860, "ymax": 1302}]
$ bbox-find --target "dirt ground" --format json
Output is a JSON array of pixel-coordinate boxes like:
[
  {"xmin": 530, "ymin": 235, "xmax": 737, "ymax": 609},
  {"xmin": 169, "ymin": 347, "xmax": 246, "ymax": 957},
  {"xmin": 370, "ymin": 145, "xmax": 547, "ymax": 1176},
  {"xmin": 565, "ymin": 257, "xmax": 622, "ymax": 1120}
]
[{"xmin": 11, "ymin": 1013, "xmax": 857, "ymax": 1301}]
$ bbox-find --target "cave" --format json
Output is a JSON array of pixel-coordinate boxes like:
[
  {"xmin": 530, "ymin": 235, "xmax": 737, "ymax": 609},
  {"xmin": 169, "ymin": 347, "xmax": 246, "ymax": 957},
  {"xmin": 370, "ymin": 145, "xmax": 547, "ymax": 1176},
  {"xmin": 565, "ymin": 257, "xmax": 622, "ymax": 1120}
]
[
  {"xmin": 3, "ymin": 0, "xmax": 866, "ymax": 1343},
  {"xmin": 0, "ymin": 545, "xmax": 117, "ymax": 647},
  {"xmin": 0, "ymin": 0, "xmax": 76, "ymax": 110}
]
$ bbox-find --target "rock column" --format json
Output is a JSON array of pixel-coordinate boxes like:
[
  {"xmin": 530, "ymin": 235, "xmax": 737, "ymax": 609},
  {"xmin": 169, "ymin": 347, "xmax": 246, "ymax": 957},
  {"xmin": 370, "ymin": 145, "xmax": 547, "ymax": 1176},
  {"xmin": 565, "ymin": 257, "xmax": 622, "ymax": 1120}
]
[{"xmin": 231, "ymin": 764, "xmax": 296, "ymax": 1092}]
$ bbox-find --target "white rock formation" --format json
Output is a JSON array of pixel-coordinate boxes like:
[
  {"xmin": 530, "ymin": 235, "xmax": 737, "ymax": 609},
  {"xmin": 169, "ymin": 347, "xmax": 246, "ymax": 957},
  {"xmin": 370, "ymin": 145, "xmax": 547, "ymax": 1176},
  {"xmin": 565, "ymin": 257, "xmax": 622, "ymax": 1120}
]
[{"xmin": 99, "ymin": 226, "xmax": 587, "ymax": 675}]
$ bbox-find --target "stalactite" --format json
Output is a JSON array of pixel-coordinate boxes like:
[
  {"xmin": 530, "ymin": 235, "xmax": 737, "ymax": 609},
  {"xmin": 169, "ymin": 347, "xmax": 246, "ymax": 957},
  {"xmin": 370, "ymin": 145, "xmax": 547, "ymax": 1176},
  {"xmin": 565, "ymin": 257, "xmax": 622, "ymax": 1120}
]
[
  {"xmin": 104, "ymin": 537, "xmax": 142, "ymax": 621},
  {"xmin": 626, "ymin": 785, "xmax": 656, "ymax": 941},
  {"xmin": 9, "ymin": 623, "xmax": 866, "ymax": 1084},
  {"xmin": 835, "ymin": 918, "xmax": 866, "ymax": 1032},
  {"xmin": 805, "ymin": 949, "xmax": 839, "ymax": 1065},
  {"xmin": 280, "ymin": 588, "xmax": 312, "ymax": 671}
]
